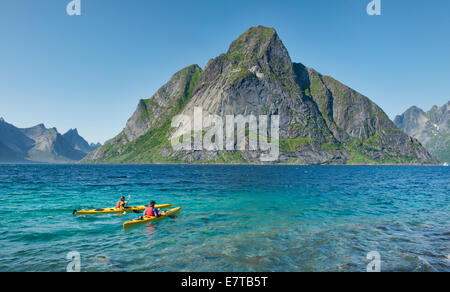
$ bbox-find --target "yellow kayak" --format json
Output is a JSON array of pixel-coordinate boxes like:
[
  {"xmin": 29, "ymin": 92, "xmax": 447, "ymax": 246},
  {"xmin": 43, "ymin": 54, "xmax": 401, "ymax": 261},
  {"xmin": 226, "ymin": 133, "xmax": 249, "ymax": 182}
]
[
  {"xmin": 123, "ymin": 207, "xmax": 182, "ymax": 228},
  {"xmin": 74, "ymin": 204, "xmax": 173, "ymax": 215}
]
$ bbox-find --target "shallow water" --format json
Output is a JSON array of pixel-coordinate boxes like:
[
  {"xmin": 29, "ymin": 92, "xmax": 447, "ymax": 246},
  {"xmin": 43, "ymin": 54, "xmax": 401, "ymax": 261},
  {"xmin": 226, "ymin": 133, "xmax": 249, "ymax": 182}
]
[{"xmin": 0, "ymin": 164, "xmax": 448, "ymax": 272}]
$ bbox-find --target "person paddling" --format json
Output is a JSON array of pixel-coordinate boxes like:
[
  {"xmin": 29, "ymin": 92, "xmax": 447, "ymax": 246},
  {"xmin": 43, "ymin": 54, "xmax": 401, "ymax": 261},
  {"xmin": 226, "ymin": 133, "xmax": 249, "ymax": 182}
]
[
  {"xmin": 116, "ymin": 196, "xmax": 129, "ymax": 209},
  {"xmin": 144, "ymin": 201, "xmax": 162, "ymax": 218}
]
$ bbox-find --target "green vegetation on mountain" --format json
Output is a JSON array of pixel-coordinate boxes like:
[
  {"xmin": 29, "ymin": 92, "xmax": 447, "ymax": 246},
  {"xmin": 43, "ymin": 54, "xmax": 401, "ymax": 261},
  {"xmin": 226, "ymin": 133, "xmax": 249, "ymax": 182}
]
[
  {"xmin": 83, "ymin": 26, "xmax": 436, "ymax": 165},
  {"xmin": 84, "ymin": 65, "xmax": 203, "ymax": 163}
]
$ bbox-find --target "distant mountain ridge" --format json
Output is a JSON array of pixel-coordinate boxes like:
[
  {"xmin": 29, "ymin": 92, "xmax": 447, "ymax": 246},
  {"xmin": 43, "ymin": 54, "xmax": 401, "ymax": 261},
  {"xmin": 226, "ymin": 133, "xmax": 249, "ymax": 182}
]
[
  {"xmin": 0, "ymin": 119, "xmax": 101, "ymax": 163},
  {"xmin": 84, "ymin": 26, "xmax": 435, "ymax": 165},
  {"xmin": 63, "ymin": 128, "xmax": 101, "ymax": 154},
  {"xmin": 394, "ymin": 101, "xmax": 449, "ymax": 163}
]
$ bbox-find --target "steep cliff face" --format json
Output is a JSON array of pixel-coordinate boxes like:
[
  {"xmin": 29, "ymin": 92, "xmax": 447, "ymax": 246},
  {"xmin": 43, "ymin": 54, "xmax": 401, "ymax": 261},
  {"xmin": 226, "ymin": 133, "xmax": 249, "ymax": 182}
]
[
  {"xmin": 395, "ymin": 101, "xmax": 449, "ymax": 163},
  {"xmin": 296, "ymin": 66, "xmax": 433, "ymax": 163},
  {"xmin": 84, "ymin": 65, "xmax": 203, "ymax": 162},
  {"xmin": 84, "ymin": 26, "xmax": 435, "ymax": 165},
  {"xmin": 0, "ymin": 118, "xmax": 34, "ymax": 161}
]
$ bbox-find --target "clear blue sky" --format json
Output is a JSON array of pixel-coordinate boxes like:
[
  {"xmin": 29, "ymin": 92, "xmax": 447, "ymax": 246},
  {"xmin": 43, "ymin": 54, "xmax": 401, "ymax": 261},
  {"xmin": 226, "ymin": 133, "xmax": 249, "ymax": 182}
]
[{"xmin": 1, "ymin": 0, "xmax": 449, "ymax": 144}]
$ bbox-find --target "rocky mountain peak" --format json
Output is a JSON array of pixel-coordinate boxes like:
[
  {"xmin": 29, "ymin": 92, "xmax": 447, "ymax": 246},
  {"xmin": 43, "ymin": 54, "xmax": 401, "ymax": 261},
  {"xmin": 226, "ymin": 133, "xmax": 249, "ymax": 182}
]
[
  {"xmin": 395, "ymin": 100, "xmax": 449, "ymax": 163},
  {"xmin": 84, "ymin": 26, "xmax": 436, "ymax": 165},
  {"xmin": 66, "ymin": 128, "xmax": 79, "ymax": 134},
  {"xmin": 410, "ymin": 105, "xmax": 424, "ymax": 112},
  {"xmin": 228, "ymin": 26, "xmax": 278, "ymax": 55},
  {"xmin": 225, "ymin": 26, "xmax": 293, "ymax": 77},
  {"xmin": 0, "ymin": 119, "xmax": 98, "ymax": 163},
  {"xmin": 62, "ymin": 128, "xmax": 99, "ymax": 154}
]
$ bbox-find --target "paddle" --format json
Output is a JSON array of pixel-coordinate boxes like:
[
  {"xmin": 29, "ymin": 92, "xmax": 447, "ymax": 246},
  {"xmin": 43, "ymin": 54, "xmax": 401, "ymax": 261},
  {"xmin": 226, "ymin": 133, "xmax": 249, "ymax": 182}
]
[
  {"xmin": 163, "ymin": 210, "xmax": 178, "ymax": 219},
  {"xmin": 122, "ymin": 195, "xmax": 132, "ymax": 215}
]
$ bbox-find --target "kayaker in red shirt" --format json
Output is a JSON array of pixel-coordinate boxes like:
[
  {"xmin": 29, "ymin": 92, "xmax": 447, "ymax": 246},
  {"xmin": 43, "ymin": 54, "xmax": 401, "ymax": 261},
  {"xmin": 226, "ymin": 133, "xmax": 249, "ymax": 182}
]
[{"xmin": 144, "ymin": 201, "xmax": 161, "ymax": 218}]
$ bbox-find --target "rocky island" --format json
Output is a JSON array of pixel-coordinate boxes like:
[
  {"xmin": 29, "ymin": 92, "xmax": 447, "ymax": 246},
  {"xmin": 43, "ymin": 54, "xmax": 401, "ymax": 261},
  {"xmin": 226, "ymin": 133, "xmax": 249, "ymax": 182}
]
[{"xmin": 83, "ymin": 26, "xmax": 436, "ymax": 165}]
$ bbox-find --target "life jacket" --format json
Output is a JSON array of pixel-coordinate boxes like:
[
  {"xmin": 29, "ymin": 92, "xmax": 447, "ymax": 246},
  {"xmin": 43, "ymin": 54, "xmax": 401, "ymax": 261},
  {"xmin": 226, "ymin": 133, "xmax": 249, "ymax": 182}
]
[
  {"xmin": 116, "ymin": 200, "xmax": 123, "ymax": 209},
  {"xmin": 144, "ymin": 207, "xmax": 155, "ymax": 217}
]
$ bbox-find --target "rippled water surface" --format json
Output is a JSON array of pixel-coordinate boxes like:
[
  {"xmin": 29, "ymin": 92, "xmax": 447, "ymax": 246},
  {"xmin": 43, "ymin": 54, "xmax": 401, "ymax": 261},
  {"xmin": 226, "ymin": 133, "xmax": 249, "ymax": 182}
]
[{"xmin": 0, "ymin": 165, "xmax": 448, "ymax": 272}]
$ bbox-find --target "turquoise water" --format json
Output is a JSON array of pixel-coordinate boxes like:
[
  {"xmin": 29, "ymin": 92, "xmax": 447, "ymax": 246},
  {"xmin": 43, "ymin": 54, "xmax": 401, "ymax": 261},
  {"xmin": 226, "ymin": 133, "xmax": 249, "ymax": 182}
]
[{"xmin": 0, "ymin": 165, "xmax": 448, "ymax": 272}]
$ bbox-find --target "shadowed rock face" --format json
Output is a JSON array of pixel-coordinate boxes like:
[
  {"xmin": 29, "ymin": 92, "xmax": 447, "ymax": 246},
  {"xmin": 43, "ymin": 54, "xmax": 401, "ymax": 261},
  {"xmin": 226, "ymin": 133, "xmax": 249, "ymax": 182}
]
[
  {"xmin": 84, "ymin": 26, "xmax": 436, "ymax": 165},
  {"xmin": 0, "ymin": 119, "xmax": 34, "ymax": 160},
  {"xmin": 395, "ymin": 101, "xmax": 450, "ymax": 163},
  {"xmin": 0, "ymin": 140, "xmax": 27, "ymax": 162}
]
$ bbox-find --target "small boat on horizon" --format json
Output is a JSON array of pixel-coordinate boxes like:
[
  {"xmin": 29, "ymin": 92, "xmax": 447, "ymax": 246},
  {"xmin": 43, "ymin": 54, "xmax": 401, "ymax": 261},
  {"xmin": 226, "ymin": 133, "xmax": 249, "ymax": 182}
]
[{"xmin": 444, "ymin": 163, "xmax": 449, "ymax": 167}]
